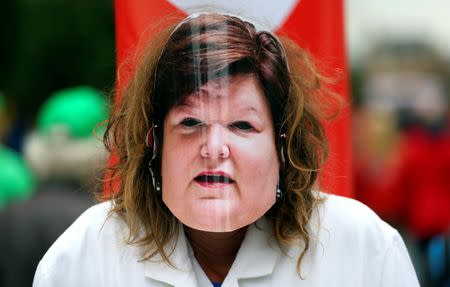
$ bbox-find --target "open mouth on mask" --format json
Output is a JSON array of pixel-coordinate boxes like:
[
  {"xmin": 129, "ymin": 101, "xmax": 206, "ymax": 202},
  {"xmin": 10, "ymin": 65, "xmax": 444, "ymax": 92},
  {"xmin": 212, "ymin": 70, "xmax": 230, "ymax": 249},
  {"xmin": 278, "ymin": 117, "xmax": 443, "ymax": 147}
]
[{"xmin": 194, "ymin": 174, "xmax": 235, "ymax": 184}]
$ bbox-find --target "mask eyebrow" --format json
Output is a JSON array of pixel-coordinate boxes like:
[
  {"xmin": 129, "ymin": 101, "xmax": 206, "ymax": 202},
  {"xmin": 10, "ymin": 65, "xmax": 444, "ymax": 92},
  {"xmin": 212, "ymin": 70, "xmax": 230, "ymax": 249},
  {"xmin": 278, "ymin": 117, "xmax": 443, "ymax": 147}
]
[
  {"xmin": 238, "ymin": 106, "xmax": 263, "ymax": 121},
  {"xmin": 176, "ymin": 91, "xmax": 204, "ymax": 107},
  {"xmin": 170, "ymin": 104, "xmax": 194, "ymax": 116}
]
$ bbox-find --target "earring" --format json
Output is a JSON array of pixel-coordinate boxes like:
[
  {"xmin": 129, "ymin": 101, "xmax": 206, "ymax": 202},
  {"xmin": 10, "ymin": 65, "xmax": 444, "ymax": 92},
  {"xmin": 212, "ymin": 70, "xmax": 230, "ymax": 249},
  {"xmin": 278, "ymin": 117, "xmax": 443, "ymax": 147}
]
[
  {"xmin": 276, "ymin": 183, "xmax": 283, "ymax": 202},
  {"xmin": 149, "ymin": 164, "xmax": 162, "ymax": 195}
]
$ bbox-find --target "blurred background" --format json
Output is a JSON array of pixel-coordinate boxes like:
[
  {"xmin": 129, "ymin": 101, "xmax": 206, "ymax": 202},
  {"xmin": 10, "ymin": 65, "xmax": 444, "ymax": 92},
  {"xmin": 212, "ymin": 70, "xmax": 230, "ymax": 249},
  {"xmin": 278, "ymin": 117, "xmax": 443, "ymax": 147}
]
[
  {"xmin": 348, "ymin": 1, "xmax": 450, "ymax": 286},
  {"xmin": 0, "ymin": 0, "xmax": 448, "ymax": 286}
]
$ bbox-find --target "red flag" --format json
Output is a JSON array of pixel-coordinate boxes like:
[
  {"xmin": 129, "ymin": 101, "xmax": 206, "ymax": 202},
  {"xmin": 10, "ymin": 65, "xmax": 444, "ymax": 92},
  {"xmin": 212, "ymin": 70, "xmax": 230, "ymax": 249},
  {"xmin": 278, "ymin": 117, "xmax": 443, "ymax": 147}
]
[{"xmin": 280, "ymin": 1, "xmax": 352, "ymax": 196}]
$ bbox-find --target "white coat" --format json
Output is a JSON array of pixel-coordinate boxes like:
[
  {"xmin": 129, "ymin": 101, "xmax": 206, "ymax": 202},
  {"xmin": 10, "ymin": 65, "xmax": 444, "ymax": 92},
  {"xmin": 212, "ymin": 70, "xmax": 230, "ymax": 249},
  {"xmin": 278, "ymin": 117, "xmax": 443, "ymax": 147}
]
[{"xmin": 33, "ymin": 194, "xmax": 420, "ymax": 287}]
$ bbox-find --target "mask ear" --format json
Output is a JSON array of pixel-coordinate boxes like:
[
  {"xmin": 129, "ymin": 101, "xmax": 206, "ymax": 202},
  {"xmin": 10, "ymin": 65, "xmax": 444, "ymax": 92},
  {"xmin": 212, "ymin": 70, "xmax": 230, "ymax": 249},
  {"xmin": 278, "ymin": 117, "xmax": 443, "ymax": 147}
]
[
  {"xmin": 279, "ymin": 132, "xmax": 287, "ymax": 168},
  {"xmin": 277, "ymin": 133, "xmax": 287, "ymax": 203},
  {"xmin": 146, "ymin": 124, "xmax": 158, "ymax": 161},
  {"xmin": 146, "ymin": 124, "xmax": 162, "ymax": 194}
]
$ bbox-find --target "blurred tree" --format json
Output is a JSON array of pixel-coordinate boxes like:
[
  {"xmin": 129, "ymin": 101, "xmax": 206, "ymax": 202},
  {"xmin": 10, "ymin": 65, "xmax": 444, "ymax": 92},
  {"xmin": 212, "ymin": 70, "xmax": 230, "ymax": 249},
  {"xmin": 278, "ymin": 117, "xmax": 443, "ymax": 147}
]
[{"xmin": 0, "ymin": 0, "xmax": 115, "ymax": 124}]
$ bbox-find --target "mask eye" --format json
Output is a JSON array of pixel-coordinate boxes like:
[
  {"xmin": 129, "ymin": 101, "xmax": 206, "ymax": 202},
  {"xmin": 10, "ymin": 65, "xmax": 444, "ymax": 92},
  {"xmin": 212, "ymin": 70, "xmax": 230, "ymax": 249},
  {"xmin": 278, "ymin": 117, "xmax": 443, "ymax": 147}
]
[
  {"xmin": 180, "ymin": 117, "xmax": 202, "ymax": 127},
  {"xmin": 230, "ymin": 121, "xmax": 254, "ymax": 131}
]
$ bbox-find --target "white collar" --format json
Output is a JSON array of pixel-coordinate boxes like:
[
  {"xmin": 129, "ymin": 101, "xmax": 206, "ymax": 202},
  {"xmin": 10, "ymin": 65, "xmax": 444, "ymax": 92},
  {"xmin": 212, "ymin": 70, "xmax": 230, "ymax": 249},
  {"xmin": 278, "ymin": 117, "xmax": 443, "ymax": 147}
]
[{"xmin": 142, "ymin": 217, "xmax": 281, "ymax": 286}]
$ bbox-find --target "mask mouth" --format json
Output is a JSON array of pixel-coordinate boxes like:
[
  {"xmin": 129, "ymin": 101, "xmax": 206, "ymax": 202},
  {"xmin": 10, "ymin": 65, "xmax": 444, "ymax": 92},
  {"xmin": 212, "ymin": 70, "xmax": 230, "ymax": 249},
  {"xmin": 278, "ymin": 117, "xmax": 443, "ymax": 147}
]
[{"xmin": 194, "ymin": 172, "xmax": 235, "ymax": 184}]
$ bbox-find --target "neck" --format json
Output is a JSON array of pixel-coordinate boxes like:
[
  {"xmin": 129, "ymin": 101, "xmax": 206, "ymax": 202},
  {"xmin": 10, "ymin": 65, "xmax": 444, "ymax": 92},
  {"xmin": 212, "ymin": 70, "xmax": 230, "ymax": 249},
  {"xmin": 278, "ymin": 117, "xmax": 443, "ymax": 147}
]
[{"xmin": 184, "ymin": 226, "xmax": 247, "ymax": 283}]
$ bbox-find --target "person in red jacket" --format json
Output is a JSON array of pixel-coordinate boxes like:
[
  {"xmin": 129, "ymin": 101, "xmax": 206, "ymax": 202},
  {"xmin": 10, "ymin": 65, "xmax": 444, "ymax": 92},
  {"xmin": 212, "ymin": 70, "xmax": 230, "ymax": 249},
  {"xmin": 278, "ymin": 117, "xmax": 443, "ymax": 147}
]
[{"xmin": 354, "ymin": 41, "xmax": 450, "ymax": 286}]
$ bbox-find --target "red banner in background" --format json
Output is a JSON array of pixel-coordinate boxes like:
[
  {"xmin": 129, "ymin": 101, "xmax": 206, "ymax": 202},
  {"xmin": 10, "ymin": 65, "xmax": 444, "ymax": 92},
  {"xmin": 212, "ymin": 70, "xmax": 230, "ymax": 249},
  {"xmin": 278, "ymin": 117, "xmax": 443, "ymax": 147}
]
[
  {"xmin": 280, "ymin": 1, "xmax": 352, "ymax": 197},
  {"xmin": 112, "ymin": 0, "xmax": 352, "ymax": 197},
  {"xmin": 114, "ymin": 0, "xmax": 183, "ymax": 97}
]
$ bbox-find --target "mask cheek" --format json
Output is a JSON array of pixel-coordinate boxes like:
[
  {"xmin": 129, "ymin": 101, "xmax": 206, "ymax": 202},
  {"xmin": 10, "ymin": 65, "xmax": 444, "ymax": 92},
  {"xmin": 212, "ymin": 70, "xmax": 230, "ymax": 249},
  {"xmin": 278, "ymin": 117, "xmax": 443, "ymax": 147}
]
[{"xmin": 239, "ymin": 178, "xmax": 276, "ymax": 218}]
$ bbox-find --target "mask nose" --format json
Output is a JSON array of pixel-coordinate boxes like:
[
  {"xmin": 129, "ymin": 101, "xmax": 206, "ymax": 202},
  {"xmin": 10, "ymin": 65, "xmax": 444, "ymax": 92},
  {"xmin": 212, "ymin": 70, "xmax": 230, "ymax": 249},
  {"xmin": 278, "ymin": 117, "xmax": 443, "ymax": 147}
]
[{"xmin": 200, "ymin": 124, "xmax": 230, "ymax": 160}]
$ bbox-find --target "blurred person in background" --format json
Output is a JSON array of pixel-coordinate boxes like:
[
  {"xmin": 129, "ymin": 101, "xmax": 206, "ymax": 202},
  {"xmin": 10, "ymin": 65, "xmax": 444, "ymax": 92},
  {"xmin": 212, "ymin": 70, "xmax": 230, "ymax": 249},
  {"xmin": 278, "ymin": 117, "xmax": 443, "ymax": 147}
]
[
  {"xmin": 0, "ymin": 86, "xmax": 109, "ymax": 287},
  {"xmin": 353, "ymin": 41, "xmax": 450, "ymax": 287},
  {"xmin": 0, "ymin": 92, "xmax": 6, "ymax": 141},
  {"xmin": 0, "ymin": 144, "xmax": 35, "ymax": 208},
  {"xmin": 0, "ymin": 91, "xmax": 28, "ymax": 153},
  {"xmin": 0, "ymin": 92, "xmax": 36, "ymax": 207}
]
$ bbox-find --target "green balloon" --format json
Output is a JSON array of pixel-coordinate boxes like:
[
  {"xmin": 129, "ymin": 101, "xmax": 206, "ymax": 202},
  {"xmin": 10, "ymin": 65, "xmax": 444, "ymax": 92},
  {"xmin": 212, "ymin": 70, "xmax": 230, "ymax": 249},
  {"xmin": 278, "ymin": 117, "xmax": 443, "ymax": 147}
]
[
  {"xmin": 37, "ymin": 86, "xmax": 109, "ymax": 138},
  {"xmin": 0, "ymin": 146, "xmax": 35, "ymax": 207}
]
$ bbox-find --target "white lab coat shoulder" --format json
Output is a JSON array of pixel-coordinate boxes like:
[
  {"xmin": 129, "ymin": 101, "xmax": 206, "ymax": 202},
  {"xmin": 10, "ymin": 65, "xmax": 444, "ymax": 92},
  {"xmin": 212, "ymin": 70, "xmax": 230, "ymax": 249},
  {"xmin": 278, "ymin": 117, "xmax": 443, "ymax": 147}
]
[
  {"xmin": 288, "ymin": 193, "xmax": 420, "ymax": 287},
  {"xmin": 33, "ymin": 195, "xmax": 420, "ymax": 287},
  {"xmin": 33, "ymin": 201, "xmax": 150, "ymax": 287}
]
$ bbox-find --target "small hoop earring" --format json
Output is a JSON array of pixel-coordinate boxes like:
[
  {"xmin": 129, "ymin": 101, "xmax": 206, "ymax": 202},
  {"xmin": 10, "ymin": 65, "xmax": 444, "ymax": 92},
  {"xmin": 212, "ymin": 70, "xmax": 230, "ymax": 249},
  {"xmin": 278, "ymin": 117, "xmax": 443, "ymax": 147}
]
[{"xmin": 276, "ymin": 183, "xmax": 283, "ymax": 202}]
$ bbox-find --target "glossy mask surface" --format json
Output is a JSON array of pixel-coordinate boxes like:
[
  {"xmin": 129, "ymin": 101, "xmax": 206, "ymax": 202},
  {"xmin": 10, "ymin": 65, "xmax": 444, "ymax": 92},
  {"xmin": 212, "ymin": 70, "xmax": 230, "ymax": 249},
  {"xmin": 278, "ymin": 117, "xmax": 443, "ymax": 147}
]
[{"xmin": 162, "ymin": 74, "xmax": 279, "ymax": 232}]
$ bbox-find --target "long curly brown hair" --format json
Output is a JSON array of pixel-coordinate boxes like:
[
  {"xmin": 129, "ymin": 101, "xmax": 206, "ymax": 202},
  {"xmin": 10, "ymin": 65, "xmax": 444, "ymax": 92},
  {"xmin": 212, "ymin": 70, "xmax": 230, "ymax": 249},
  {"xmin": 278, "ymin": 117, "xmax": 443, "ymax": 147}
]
[{"xmin": 104, "ymin": 13, "xmax": 338, "ymax": 272}]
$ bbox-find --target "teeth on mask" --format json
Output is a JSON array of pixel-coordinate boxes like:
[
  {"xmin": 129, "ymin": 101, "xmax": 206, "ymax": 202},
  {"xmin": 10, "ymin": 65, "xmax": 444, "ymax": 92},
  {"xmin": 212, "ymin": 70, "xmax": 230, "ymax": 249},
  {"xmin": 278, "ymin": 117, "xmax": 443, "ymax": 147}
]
[{"xmin": 196, "ymin": 175, "xmax": 232, "ymax": 183}]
